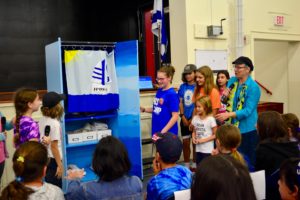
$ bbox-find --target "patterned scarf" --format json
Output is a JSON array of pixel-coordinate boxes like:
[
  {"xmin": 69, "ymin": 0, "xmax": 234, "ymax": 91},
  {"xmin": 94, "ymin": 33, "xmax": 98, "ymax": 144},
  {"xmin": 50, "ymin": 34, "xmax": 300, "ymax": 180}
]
[{"xmin": 225, "ymin": 82, "xmax": 248, "ymax": 127}]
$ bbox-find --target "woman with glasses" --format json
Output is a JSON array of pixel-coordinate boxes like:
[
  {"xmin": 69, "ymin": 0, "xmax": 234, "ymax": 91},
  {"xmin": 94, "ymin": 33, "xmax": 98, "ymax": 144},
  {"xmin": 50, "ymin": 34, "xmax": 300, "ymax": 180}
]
[{"xmin": 140, "ymin": 64, "xmax": 179, "ymax": 135}]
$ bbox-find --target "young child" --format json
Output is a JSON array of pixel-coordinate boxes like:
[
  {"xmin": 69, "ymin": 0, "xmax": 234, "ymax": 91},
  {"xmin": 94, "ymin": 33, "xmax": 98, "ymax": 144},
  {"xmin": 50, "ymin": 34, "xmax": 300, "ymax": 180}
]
[
  {"xmin": 282, "ymin": 113, "xmax": 300, "ymax": 150},
  {"xmin": 178, "ymin": 64, "xmax": 197, "ymax": 169},
  {"xmin": 278, "ymin": 157, "xmax": 300, "ymax": 200},
  {"xmin": 13, "ymin": 88, "xmax": 41, "ymax": 148},
  {"xmin": 39, "ymin": 91, "xmax": 65, "ymax": 188},
  {"xmin": 140, "ymin": 65, "xmax": 179, "ymax": 135},
  {"xmin": 212, "ymin": 124, "xmax": 247, "ymax": 166},
  {"xmin": 0, "ymin": 112, "xmax": 13, "ymax": 183},
  {"xmin": 192, "ymin": 66, "xmax": 221, "ymax": 116},
  {"xmin": 0, "ymin": 141, "xmax": 64, "ymax": 200},
  {"xmin": 192, "ymin": 96, "xmax": 217, "ymax": 164},
  {"xmin": 148, "ymin": 132, "xmax": 192, "ymax": 200},
  {"xmin": 216, "ymin": 70, "xmax": 230, "ymax": 125}
]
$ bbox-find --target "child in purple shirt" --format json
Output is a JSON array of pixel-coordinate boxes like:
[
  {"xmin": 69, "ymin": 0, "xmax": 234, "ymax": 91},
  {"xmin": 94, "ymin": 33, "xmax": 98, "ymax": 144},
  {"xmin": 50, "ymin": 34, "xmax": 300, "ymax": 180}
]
[{"xmin": 13, "ymin": 88, "xmax": 41, "ymax": 148}]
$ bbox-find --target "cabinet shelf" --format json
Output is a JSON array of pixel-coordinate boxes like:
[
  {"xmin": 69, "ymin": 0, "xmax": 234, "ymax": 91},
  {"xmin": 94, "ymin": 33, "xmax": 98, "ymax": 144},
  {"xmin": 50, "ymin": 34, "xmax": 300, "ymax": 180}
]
[
  {"xmin": 66, "ymin": 140, "xmax": 99, "ymax": 148},
  {"xmin": 64, "ymin": 111, "xmax": 118, "ymax": 122}
]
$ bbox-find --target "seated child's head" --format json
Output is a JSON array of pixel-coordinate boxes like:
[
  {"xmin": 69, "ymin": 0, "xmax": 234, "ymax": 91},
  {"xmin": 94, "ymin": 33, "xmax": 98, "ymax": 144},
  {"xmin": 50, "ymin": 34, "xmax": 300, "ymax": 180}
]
[
  {"xmin": 282, "ymin": 113, "xmax": 300, "ymax": 142},
  {"xmin": 258, "ymin": 111, "xmax": 289, "ymax": 142},
  {"xmin": 1, "ymin": 141, "xmax": 48, "ymax": 199},
  {"xmin": 154, "ymin": 132, "xmax": 182, "ymax": 164},
  {"xmin": 191, "ymin": 154, "xmax": 256, "ymax": 200},
  {"xmin": 216, "ymin": 124, "xmax": 245, "ymax": 165},
  {"xmin": 278, "ymin": 157, "xmax": 300, "ymax": 200},
  {"xmin": 41, "ymin": 92, "xmax": 65, "ymax": 119}
]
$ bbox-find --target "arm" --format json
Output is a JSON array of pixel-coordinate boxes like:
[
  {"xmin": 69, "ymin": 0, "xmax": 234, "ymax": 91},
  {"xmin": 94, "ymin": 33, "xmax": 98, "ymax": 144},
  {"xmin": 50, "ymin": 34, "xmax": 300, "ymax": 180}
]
[
  {"xmin": 161, "ymin": 112, "xmax": 179, "ymax": 133},
  {"xmin": 179, "ymin": 99, "xmax": 189, "ymax": 126},
  {"xmin": 140, "ymin": 106, "xmax": 153, "ymax": 113},
  {"xmin": 51, "ymin": 140, "xmax": 63, "ymax": 178},
  {"xmin": 192, "ymin": 131, "xmax": 197, "ymax": 144},
  {"xmin": 65, "ymin": 180, "xmax": 86, "ymax": 200}
]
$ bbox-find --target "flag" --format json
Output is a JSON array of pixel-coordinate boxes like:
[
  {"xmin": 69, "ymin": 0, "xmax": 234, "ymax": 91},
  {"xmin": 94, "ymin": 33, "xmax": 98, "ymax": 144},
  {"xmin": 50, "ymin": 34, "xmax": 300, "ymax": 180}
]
[{"xmin": 152, "ymin": 0, "xmax": 168, "ymax": 62}]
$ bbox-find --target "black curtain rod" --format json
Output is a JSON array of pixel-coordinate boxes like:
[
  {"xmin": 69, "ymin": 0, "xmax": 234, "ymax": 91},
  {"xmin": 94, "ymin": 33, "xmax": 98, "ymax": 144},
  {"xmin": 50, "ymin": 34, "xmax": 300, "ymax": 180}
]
[{"xmin": 61, "ymin": 41, "xmax": 116, "ymax": 47}]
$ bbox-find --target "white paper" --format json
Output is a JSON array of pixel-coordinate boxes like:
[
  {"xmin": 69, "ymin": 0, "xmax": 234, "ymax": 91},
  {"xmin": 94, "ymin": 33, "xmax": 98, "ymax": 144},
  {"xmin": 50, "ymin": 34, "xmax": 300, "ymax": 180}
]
[
  {"xmin": 250, "ymin": 170, "xmax": 266, "ymax": 200},
  {"xmin": 174, "ymin": 189, "xmax": 191, "ymax": 200}
]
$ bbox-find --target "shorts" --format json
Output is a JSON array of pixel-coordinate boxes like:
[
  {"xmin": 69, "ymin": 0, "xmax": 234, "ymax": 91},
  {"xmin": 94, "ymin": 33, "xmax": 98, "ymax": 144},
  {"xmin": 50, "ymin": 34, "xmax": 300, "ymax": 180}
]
[{"xmin": 180, "ymin": 118, "xmax": 192, "ymax": 139}]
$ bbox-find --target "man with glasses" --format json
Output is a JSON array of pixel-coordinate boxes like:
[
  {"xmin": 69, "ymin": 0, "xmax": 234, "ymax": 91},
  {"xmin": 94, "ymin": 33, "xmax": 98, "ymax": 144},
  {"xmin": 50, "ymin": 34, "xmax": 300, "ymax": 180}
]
[{"xmin": 216, "ymin": 56, "xmax": 261, "ymax": 167}]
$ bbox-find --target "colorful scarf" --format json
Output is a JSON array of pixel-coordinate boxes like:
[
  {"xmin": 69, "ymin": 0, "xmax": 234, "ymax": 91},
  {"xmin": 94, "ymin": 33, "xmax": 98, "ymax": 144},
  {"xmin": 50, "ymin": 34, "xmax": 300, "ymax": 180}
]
[{"xmin": 225, "ymin": 82, "xmax": 248, "ymax": 127}]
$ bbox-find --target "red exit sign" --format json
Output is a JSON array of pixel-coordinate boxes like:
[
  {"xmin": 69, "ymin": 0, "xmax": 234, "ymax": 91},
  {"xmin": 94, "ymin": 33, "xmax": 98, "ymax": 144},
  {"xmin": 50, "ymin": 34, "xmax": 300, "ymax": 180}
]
[{"xmin": 274, "ymin": 15, "xmax": 284, "ymax": 26}]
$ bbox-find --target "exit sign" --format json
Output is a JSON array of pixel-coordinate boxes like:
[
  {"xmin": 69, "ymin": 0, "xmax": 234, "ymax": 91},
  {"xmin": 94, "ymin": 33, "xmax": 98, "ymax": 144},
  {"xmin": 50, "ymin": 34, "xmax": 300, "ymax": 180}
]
[{"xmin": 274, "ymin": 15, "xmax": 284, "ymax": 26}]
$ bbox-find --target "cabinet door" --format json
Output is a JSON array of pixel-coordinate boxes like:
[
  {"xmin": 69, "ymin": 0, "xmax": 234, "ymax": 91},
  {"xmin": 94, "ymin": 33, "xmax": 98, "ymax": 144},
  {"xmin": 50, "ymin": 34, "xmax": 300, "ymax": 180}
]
[{"xmin": 114, "ymin": 40, "xmax": 142, "ymax": 178}]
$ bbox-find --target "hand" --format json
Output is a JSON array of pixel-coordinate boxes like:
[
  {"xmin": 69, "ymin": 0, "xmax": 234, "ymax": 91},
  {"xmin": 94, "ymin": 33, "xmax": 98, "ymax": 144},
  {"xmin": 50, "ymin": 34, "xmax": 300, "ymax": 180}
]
[
  {"xmin": 152, "ymin": 158, "xmax": 161, "ymax": 174},
  {"xmin": 215, "ymin": 112, "xmax": 231, "ymax": 122},
  {"xmin": 211, "ymin": 148, "xmax": 219, "ymax": 155},
  {"xmin": 42, "ymin": 136, "xmax": 51, "ymax": 145},
  {"xmin": 182, "ymin": 116, "xmax": 189, "ymax": 127},
  {"xmin": 140, "ymin": 107, "xmax": 145, "ymax": 113},
  {"xmin": 197, "ymin": 138, "xmax": 205, "ymax": 144},
  {"xmin": 66, "ymin": 169, "xmax": 85, "ymax": 180},
  {"xmin": 192, "ymin": 137, "xmax": 198, "ymax": 144},
  {"xmin": 56, "ymin": 165, "xmax": 63, "ymax": 178}
]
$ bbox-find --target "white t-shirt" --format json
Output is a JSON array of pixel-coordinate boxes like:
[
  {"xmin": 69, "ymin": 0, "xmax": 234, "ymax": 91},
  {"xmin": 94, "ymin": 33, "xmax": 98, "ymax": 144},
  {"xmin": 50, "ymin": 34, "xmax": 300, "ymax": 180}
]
[
  {"xmin": 191, "ymin": 115, "xmax": 217, "ymax": 153},
  {"xmin": 39, "ymin": 117, "xmax": 63, "ymax": 159},
  {"xmin": 27, "ymin": 182, "xmax": 65, "ymax": 200}
]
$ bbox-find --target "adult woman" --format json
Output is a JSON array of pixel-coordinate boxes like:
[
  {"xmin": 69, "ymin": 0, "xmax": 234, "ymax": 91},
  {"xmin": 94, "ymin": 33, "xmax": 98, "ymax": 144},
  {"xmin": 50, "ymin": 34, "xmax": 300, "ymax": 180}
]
[{"xmin": 66, "ymin": 136, "xmax": 143, "ymax": 200}]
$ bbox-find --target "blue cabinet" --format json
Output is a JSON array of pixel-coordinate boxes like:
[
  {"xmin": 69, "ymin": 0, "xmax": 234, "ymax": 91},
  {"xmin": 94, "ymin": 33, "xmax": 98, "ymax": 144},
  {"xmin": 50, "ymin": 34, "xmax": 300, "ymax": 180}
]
[{"xmin": 45, "ymin": 39, "xmax": 142, "ymax": 191}]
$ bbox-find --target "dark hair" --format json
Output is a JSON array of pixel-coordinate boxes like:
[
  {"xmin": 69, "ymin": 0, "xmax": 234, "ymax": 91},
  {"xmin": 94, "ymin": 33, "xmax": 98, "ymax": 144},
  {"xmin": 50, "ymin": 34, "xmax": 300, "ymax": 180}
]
[
  {"xmin": 216, "ymin": 70, "xmax": 230, "ymax": 89},
  {"xmin": 282, "ymin": 113, "xmax": 300, "ymax": 141},
  {"xmin": 0, "ymin": 141, "xmax": 48, "ymax": 200},
  {"xmin": 158, "ymin": 64, "xmax": 176, "ymax": 83},
  {"xmin": 279, "ymin": 157, "xmax": 300, "ymax": 197},
  {"xmin": 191, "ymin": 155, "xmax": 257, "ymax": 200},
  {"xmin": 216, "ymin": 125, "xmax": 246, "ymax": 165},
  {"xmin": 92, "ymin": 136, "xmax": 131, "ymax": 182},
  {"xmin": 13, "ymin": 88, "xmax": 38, "ymax": 145},
  {"xmin": 257, "ymin": 111, "xmax": 289, "ymax": 142},
  {"xmin": 41, "ymin": 103, "xmax": 64, "ymax": 120}
]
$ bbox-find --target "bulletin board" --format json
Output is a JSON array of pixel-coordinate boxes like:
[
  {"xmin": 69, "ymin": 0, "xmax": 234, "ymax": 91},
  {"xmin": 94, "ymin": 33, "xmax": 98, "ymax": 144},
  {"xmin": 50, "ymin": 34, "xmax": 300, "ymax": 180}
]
[{"xmin": 195, "ymin": 49, "xmax": 228, "ymax": 71}]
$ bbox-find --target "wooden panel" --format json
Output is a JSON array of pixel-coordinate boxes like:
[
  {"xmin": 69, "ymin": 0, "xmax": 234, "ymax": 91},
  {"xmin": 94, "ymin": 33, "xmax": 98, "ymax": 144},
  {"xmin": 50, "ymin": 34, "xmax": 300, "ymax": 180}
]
[{"xmin": 258, "ymin": 101, "xmax": 284, "ymax": 114}]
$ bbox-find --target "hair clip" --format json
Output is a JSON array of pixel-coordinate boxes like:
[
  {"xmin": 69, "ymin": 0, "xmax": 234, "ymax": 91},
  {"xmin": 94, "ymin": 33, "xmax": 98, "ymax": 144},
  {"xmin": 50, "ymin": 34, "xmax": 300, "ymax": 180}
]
[
  {"xmin": 16, "ymin": 176, "xmax": 23, "ymax": 182},
  {"xmin": 17, "ymin": 156, "xmax": 24, "ymax": 163}
]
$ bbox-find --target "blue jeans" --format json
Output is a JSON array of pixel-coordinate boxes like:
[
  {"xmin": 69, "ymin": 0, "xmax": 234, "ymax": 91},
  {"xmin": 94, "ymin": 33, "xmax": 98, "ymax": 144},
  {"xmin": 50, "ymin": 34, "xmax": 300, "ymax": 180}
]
[{"xmin": 238, "ymin": 130, "xmax": 258, "ymax": 167}]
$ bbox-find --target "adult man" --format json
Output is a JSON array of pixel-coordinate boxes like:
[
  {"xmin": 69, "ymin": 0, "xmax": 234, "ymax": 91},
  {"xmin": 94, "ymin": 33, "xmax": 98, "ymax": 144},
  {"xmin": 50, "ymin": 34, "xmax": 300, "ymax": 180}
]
[
  {"xmin": 216, "ymin": 56, "xmax": 261, "ymax": 166},
  {"xmin": 147, "ymin": 132, "xmax": 192, "ymax": 200}
]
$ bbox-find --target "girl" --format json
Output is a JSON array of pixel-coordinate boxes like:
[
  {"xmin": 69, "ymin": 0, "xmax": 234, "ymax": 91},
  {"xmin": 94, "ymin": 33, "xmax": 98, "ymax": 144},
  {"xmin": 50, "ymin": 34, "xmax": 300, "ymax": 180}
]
[
  {"xmin": 278, "ymin": 157, "xmax": 300, "ymax": 200},
  {"xmin": 14, "ymin": 88, "xmax": 41, "ymax": 148},
  {"xmin": 282, "ymin": 113, "xmax": 300, "ymax": 150},
  {"xmin": 216, "ymin": 70, "xmax": 230, "ymax": 125},
  {"xmin": 212, "ymin": 124, "xmax": 252, "ymax": 169},
  {"xmin": 178, "ymin": 64, "xmax": 197, "ymax": 169},
  {"xmin": 140, "ymin": 65, "xmax": 179, "ymax": 135},
  {"xmin": 39, "ymin": 91, "xmax": 65, "ymax": 188},
  {"xmin": 192, "ymin": 66, "xmax": 221, "ymax": 116},
  {"xmin": 0, "ymin": 113, "xmax": 13, "ymax": 182},
  {"xmin": 192, "ymin": 96, "xmax": 217, "ymax": 164},
  {"xmin": 0, "ymin": 141, "xmax": 64, "ymax": 200}
]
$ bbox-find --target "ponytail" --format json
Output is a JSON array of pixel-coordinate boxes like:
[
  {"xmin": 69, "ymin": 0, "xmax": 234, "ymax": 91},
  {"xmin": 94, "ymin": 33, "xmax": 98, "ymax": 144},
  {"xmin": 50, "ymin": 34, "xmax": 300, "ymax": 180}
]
[
  {"xmin": 231, "ymin": 150, "xmax": 246, "ymax": 166},
  {"xmin": 14, "ymin": 112, "xmax": 22, "ymax": 145},
  {"xmin": 0, "ymin": 180, "xmax": 34, "ymax": 200}
]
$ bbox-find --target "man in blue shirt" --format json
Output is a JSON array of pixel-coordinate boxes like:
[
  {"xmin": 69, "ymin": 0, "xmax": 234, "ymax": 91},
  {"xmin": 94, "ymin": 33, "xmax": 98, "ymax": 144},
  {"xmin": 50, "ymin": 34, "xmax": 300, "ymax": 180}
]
[{"xmin": 216, "ymin": 56, "xmax": 261, "ymax": 166}]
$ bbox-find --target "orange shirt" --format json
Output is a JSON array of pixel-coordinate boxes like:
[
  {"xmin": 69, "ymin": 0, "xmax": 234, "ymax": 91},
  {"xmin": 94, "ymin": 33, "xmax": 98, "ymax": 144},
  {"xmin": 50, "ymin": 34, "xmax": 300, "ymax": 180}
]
[{"xmin": 198, "ymin": 87, "xmax": 221, "ymax": 110}]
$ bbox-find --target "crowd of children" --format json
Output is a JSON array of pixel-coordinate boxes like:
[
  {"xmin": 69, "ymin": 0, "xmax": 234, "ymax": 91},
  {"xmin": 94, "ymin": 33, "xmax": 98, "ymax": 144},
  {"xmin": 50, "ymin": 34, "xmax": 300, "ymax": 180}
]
[{"xmin": 0, "ymin": 61, "xmax": 299, "ymax": 200}]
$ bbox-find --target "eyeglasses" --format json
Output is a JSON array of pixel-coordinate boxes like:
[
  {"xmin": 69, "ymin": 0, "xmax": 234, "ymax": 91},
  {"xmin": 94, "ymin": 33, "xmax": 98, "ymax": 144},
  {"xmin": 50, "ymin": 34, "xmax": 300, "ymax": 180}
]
[
  {"xmin": 234, "ymin": 65, "xmax": 247, "ymax": 70},
  {"xmin": 156, "ymin": 77, "xmax": 167, "ymax": 82}
]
